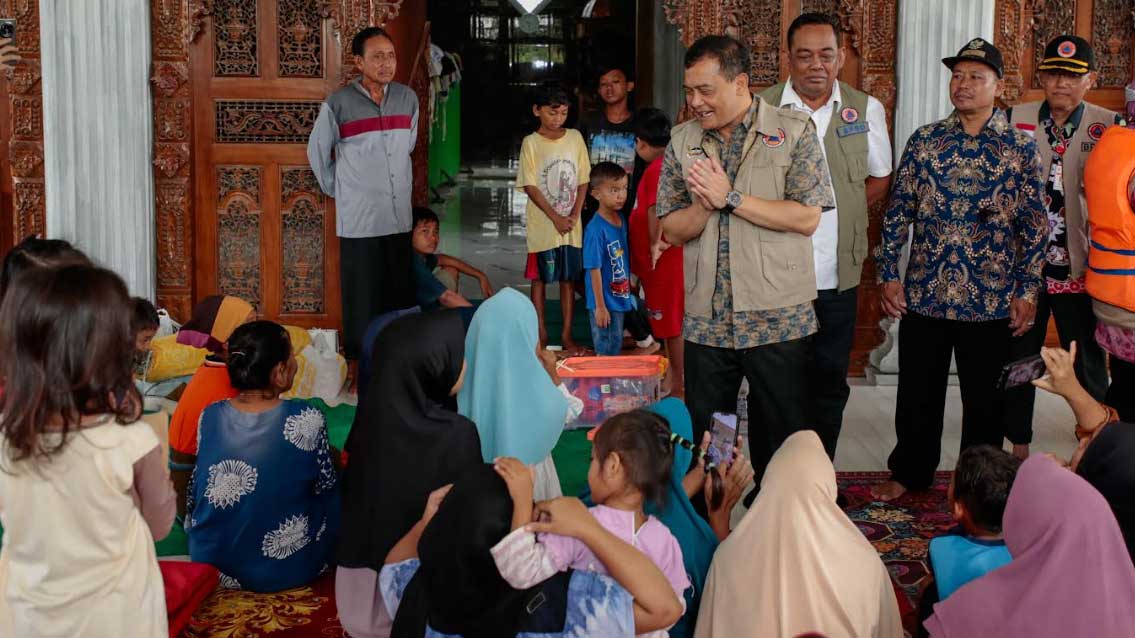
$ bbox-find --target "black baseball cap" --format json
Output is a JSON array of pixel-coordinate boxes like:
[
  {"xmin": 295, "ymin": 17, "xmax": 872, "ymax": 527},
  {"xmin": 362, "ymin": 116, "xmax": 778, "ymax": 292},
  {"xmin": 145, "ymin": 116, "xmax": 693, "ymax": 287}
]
[
  {"xmin": 942, "ymin": 37, "xmax": 1004, "ymax": 78},
  {"xmin": 1037, "ymin": 35, "xmax": 1094, "ymax": 75}
]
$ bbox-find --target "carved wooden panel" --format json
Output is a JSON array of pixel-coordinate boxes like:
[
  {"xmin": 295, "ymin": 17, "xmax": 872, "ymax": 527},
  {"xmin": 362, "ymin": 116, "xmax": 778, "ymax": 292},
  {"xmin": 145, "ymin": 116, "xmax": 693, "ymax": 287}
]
[
  {"xmin": 280, "ymin": 167, "xmax": 325, "ymax": 313},
  {"xmin": 214, "ymin": 100, "xmax": 320, "ymax": 143},
  {"xmin": 1092, "ymin": 0, "xmax": 1135, "ymax": 87},
  {"xmin": 216, "ymin": 166, "xmax": 262, "ymax": 307},
  {"xmin": 7, "ymin": 0, "xmax": 45, "ymax": 242},
  {"xmin": 802, "ymin": 0, "xmax": 840, "ymax": 16},
  {"xmin": 1030, "ymin": 0, "xmax": 1076, "ymax": 89},
  {"xmin": 152, "ymin": 0, "xmax": 194, "ymax": 321},
  {"xmin": 996, "ymin": 0, "xmax": 1031, "ymax": 104},
  {"xmin": 214, "ymin": 0, "xmax": 260, "ymax": 77},
  {"xmin": 156, "ymin": 182, "xmax": 191, "ymax": 288},
  {"xmin": 278, "ymin": 0, "xmax": 325, "ymax": 77}
]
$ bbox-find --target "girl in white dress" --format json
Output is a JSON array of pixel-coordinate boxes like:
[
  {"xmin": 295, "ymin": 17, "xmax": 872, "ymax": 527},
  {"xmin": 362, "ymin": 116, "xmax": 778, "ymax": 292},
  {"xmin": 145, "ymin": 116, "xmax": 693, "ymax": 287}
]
[{"xmin": 0, "ymin": 264, "xmax": 176, "ymax": 638}]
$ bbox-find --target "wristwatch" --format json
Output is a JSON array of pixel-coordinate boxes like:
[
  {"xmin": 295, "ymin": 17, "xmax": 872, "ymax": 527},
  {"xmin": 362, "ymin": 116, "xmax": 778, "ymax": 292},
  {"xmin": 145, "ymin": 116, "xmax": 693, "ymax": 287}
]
[{"xmin": 722, "ymin": 190, "xmax": 743, "ymax": 214}]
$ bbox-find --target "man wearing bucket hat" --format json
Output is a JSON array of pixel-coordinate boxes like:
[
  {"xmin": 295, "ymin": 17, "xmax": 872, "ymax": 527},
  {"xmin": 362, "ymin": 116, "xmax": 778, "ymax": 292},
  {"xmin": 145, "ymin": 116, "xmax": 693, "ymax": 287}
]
[
  {"xmin": 1003, "ymin": 35, "xmax": 1127, "ymax": 460},
  {"xmin": 872, "ymin": 38, "xmax": 1046, "ymax": 501}
]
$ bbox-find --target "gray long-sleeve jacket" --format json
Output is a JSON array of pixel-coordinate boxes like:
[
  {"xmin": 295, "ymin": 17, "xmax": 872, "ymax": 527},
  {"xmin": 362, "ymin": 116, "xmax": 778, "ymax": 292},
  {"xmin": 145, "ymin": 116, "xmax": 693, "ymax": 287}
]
[{"xmin": 307, "ymin": 79, "xmax": 418, "ymax": 238}]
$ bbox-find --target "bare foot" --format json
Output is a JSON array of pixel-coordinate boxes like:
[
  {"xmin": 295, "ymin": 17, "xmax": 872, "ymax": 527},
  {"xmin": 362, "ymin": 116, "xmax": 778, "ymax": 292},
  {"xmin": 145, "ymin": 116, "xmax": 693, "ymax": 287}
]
[
  {"xmin": 1011, "ymin": 444, "xmax": 1030, "ymax": 460},
  {"xmin": 870, "ymin": 480, "xmax": 907, "ymax": 502},
  {"xmin": 561, "ymin": 338, "xmax": 585, "ymax": 357},
  {"xmin": 630, "ymin": 341, "xmax": 661, "ymax": 356}
]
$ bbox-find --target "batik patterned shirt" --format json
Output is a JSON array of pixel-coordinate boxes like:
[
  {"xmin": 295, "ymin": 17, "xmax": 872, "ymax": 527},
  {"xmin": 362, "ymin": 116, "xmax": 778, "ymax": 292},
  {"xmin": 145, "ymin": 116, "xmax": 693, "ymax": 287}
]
[
  {"xmin": 876, "ymin": 109, "xmax": 1046, "ymax": 321},
  {"xmin": 656, "ymin": 97, "xmax": 835, "ymax": 349}
]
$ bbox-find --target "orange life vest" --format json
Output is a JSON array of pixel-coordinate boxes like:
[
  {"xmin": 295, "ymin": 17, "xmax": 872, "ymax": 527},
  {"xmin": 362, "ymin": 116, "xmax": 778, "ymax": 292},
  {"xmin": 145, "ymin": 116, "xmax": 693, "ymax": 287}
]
[{"xmin": 1084, "ymin": 125, "xmax": 1135, "ymax": 311}]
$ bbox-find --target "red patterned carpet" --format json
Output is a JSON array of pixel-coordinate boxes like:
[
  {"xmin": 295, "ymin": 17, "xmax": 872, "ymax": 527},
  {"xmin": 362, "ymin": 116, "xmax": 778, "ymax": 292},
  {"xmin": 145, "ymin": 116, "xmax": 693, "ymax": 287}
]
[
  {"xmin": 838, "ymin": 471, "xmax": 955, "ymax": 607},
  {"xmin": 181, "ymin": 472, "xmax": 952, "ymax": 638},
  {"xmin": 183, "ymin": 571, "xmax": 344, "ymax": 638}
]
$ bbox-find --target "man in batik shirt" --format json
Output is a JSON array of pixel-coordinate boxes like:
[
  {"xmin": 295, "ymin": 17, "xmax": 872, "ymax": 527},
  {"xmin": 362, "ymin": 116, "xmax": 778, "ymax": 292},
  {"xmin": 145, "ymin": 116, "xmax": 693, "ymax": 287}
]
[{"xmin": 873, "ymin": 38, "xmax": 1046, "ymax": 501}]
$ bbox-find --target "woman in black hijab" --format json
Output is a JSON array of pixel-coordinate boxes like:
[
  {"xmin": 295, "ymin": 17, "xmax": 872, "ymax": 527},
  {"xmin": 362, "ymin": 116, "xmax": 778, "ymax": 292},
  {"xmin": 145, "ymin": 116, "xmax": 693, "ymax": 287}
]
[
  {"xmin": 1076, "ymin": 421, "xmax": 1135, "ymax": 564},
  {"xmin": 387, "ymin": 463, "xmax": 680, "ymax": 638},
  {"xmin": 335, "ymin": 311, "xmax": 484, "ymax": 636}
]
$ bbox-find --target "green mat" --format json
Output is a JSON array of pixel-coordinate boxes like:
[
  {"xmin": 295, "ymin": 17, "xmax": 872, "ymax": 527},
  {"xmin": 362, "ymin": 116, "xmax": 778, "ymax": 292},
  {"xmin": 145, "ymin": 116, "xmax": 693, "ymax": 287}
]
[
  {"xmin": 541, "ymin": 298, "xmax": 594, "ymax": 349},
  {"xmin": 550, "ymin": 428, "xmax": 594, "ymax": 499},
  {"xmin": 301, "ymin": 397, "xmax": 357, "ymax": 451}
]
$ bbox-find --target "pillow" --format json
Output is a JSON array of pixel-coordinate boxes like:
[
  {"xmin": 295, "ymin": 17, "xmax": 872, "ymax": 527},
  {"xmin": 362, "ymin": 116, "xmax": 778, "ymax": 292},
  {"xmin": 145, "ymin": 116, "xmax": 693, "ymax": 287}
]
[
  {"xmin": 145, "ymin": 335, "xmax": 207, "ymax": 382},
  {"xmin": 144, "ymin": 325, "xmax": 313, "ymax": 383}
]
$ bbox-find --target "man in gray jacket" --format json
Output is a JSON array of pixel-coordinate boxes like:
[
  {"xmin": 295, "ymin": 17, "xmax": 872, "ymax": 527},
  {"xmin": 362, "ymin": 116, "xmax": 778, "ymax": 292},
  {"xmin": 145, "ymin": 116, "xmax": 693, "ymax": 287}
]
[{"xmin": 308, "ymin": 26, "xmax": 419, "ymax": 359}]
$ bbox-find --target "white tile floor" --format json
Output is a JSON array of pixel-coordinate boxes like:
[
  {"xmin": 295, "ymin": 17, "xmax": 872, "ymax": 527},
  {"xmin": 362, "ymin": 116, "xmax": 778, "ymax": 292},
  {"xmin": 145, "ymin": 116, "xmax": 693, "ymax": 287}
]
[{"xmin": 834, "ymin": 385, "xmax": 1078, "ymax": 471}]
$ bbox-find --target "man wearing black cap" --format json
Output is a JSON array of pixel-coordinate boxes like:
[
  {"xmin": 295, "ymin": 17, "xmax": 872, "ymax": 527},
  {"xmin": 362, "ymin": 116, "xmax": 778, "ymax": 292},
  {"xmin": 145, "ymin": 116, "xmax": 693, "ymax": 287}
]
[
  {"xmin": 1003, "ymin": 35, "xmax": 1126, "ymax": 460},
  {"xmin": 872, "ymin": 38, "xmax": 1047, "ymax": 501}
]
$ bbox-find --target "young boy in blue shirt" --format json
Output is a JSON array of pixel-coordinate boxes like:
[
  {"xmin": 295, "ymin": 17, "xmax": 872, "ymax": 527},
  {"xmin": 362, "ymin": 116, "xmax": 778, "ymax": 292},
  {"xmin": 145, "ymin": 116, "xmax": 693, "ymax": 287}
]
[
  {"xmin": 583, "ymin": 162, "xmax": 635, "ymax": 356},
  {"xmin": 919, "ymin": 445, "xmax": 1020, "ymax": 631}
]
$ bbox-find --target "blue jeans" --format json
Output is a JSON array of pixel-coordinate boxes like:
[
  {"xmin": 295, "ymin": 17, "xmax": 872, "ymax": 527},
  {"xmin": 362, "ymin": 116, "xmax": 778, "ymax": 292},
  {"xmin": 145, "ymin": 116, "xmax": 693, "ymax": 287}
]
[{"xmin": 589, "ymin": 309, "xmax": 625, "ymax": 356}]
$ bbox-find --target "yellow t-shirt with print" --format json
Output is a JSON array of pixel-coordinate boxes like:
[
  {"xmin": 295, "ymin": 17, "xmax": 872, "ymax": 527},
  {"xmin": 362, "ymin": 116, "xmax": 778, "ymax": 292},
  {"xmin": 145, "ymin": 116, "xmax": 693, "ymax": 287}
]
[{"xmin": 516, "ymin": 129, "xmax": 591, "ymax": 253}]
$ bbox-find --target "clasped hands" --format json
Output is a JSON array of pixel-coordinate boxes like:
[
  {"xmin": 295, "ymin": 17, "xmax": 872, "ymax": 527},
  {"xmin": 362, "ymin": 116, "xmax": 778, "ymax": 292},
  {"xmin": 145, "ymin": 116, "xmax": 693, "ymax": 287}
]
[{"xmin": 686, "ymin": 157, "xmax": 733, "ymax": 211}]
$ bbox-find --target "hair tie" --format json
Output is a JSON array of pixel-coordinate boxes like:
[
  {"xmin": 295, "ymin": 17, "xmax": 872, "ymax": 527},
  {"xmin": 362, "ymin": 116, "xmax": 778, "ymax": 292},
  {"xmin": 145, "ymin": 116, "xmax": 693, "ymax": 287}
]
[
  {"xmin": 669, "ymin": 432, "xmax": 717, "ymax": 472},
  {"xmin": 228, "ymin": 350, "xmax": 246, "ymax": 359}
]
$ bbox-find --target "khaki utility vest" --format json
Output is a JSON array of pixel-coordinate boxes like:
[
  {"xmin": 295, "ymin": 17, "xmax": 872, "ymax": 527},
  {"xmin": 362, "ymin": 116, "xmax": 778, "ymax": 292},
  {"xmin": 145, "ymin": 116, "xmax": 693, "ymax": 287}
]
[{"xmin": 669, "ymin": 96, "xmax": 818, "ymax": 315}]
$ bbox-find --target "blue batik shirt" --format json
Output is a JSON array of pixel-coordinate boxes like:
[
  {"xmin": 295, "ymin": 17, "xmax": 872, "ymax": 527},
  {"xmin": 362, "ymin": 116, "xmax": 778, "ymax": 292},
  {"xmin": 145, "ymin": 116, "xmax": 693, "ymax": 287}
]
[{"xmin": 876, "ymin": 109, "xmax": 1047, "ymax": 321}]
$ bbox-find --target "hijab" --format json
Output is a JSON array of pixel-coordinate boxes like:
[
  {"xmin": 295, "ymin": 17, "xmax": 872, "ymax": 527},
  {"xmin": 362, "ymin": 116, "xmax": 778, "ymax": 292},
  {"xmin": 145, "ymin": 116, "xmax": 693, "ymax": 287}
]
[
  {"xmin": 391, "ymin": 463, "xmax": 552, "ymax": 638},
  {"xmin": 925, "ymin": 454, "xmax": 1135, "ymax": 638},
  {"xmin": 647, "ymin": 398, "xmax": 719, "ymax": 638},
  {"xmin": 177, "ymin": 295, "xmax": 253, "ymax": 354},
  {"xmin": 695, "ymin": 430, "xmax": 902, "ymax": 638},
  {"xmin": 458, "ymin": 288, "xmax": 568, "ymax": 465},
  {"xmin": 337, "ymin": 310, "xmax": 483, "ymax": 570},
  {"xmin": 1076, "ymin": 421, "xmax": 1135, "ymax": 564}
]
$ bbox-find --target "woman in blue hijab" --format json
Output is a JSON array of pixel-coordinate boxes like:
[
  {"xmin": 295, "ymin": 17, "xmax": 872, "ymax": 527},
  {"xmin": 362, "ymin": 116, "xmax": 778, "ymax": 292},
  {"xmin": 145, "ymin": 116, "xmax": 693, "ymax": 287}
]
[{"xmin": 458, "ymin": 288, "xmax": 582, "ymax": 500}]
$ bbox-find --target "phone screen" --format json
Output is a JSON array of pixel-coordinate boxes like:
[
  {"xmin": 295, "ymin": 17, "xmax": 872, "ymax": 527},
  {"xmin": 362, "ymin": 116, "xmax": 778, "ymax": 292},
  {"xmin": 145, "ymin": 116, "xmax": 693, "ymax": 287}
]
[
  {"xmin": 708, "ymin": 412, "xmax": 737, "ymax": 467},
  {"xmin": 998, "ymin": 354, "xmax": 1047, "ymax": 390}
]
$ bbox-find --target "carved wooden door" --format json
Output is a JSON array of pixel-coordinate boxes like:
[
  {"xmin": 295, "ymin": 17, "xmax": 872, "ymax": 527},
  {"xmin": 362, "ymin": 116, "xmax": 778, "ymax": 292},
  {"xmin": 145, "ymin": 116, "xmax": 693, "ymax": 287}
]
[{"xmin": 191, "ymin": 0, "xmax": 341, "ymax": 329}]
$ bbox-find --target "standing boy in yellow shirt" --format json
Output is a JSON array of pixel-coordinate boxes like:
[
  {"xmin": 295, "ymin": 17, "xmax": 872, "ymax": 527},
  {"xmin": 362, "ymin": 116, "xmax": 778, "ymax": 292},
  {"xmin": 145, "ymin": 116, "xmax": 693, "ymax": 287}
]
[{"xmin": 517, "ymin": 84, "xmax": 591, "ymax": 352}]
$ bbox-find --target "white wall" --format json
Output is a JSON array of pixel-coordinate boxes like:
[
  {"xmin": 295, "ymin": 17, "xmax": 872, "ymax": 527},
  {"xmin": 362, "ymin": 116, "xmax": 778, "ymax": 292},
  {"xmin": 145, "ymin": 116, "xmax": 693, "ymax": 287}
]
[{"xmin": 40, "ymin": 0, "xmax": 156, "ymax": 298}]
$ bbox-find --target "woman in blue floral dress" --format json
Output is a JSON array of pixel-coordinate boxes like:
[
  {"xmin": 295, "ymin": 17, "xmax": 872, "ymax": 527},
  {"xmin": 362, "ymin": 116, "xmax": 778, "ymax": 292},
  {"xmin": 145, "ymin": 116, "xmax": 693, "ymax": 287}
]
[{"xmin": 186, "ymin": 321, "xmax": 340, "ymax": 592}]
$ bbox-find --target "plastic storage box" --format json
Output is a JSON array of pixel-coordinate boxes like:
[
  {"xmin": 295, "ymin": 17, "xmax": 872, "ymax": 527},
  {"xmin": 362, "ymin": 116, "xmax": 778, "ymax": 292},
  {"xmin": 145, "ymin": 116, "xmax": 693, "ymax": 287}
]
[{"xmin": 558, "ymin": 355, "xmax": 668, "ymax": 430}]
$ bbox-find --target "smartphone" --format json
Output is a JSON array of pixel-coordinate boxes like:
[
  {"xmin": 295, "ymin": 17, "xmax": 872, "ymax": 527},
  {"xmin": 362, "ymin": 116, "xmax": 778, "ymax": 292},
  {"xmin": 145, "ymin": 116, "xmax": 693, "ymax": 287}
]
[
  {"xmin": 707, "ymin": 412, "xmax": 737, "ymax": 467},
  {"xmin": 997, "ymin": 354, "xmax": 1047, "ymax": 390},
  {"xmin": 0, "ymin": 19, "xmax": 14, "ymax": 41}
]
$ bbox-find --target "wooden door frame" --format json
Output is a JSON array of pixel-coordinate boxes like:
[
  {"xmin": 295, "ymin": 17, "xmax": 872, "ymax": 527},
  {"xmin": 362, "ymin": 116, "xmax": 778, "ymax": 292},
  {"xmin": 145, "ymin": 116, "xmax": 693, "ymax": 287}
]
[{"xmin": 150, "ymin": 0, "xmax": 423, "ymax": 323}]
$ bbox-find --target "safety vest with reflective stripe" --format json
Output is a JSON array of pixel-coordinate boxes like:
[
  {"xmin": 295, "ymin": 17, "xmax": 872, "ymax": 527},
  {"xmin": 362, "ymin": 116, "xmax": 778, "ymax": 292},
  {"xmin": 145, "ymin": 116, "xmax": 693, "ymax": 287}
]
[{"xmin": 1085, "ymin": 125, "xmax": 1135, "ymax": 311}]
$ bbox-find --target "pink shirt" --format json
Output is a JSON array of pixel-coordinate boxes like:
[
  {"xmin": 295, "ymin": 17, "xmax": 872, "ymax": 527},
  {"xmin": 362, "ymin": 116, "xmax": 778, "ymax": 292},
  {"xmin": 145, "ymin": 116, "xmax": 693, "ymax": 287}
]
[{"xmin": 492, "ymin": 504, "xmax": 690, "ymax": 637}]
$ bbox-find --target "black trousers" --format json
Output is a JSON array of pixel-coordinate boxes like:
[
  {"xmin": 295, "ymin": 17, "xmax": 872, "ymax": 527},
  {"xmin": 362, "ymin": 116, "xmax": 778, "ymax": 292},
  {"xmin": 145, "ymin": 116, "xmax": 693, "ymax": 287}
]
[
  {"xmin": 808, "ymin": 287, "xmax": 859, "ymax": 459},
  {"xmin": 625, "ymin": 301, "xmax": 653, "ymax": 343},
  {"xmin": 889, "ymin": 313, "xmax": 1010, "ymax": 490},
  {"xmin": 339, "ymin": 234, "xmax": 415, "ymax": 360},
  {"xmin": 1002, "ymin": 291, "xmax": 1109, "ymax": 444},
  {"xmin": 1108, "ymin": 356, "xmax": 1135, "ymax": 422},
  {"xmin": 685, "ymin": 337, "xmax": 810, "ymax": 487}
]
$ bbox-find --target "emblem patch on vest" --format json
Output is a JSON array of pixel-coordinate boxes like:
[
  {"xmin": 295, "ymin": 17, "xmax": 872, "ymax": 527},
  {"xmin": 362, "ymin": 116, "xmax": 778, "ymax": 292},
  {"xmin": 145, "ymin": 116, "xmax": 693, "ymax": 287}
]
[
  {"xmin": 1087, "ymin": 123, "xmax": 1106, "ymax": 141},
  {"xmin": 763, "ymin": 128, "xmax": 786, "ymax": 148},
  {"xmin": 686, "ymin": 146, "xmax": 708, "ymax": 160},
  {"xmin": 1014, "ymin": 123, "xmax": 1037, "ymax": 138},
  {"xmin": 1057, "ymin": 41, "xmax": 1077, "ymax": 58},
  {"xmin": 840, "ymin": 107, "xmax": 859, "ymax": 123}
]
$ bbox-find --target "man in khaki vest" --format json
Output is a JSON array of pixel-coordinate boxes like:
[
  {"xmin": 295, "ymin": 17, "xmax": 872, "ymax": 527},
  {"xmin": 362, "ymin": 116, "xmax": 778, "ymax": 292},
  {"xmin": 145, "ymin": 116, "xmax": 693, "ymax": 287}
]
[
  {"xmin": 659, "ymin": 35, "xmax": 835, "ymax": 490},
  {"xmin": 760, "ymin": 13, "xmax": 893, "ymax": 461},
  {"xmin": 1004, "ymin": 35, "xmax": 1125, "ymax": 459}
]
